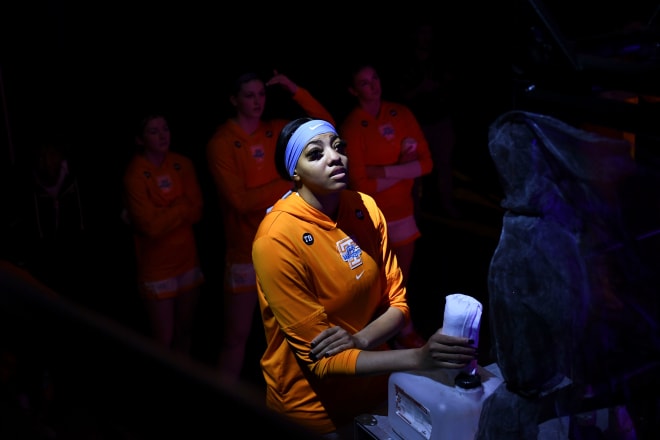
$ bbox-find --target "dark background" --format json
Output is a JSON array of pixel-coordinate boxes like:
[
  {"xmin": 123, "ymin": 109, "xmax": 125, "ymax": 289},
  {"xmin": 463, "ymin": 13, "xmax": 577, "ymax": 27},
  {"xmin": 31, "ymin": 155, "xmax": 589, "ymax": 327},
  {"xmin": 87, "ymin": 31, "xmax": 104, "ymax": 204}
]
[
  {"xmin": 0, "ymin": 1, "xmax": 511, "ymax": 165},
  {"xmin": 4, "ymin": 1, "xmax": 660, "ymax": 191}
]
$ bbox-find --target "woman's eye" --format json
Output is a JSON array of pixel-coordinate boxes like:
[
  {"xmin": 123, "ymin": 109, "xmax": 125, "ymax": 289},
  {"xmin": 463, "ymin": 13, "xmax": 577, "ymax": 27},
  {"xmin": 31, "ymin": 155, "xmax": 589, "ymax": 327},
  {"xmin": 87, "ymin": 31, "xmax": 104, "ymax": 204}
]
[
  {"xmin": 308, "ymin": 150, "xmax": 322, "ymax": 160},
  {"xmin": 334, "ymin": 141, "xmax": 347, "ymax": 154}
]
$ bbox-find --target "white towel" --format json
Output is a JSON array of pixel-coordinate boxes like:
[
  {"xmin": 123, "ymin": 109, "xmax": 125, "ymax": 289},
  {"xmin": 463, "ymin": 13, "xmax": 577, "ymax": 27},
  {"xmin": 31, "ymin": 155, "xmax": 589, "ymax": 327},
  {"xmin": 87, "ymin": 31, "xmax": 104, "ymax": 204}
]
[
  {"xmin": 442, "ymin": 293, "xmax": 482, "ymax": 376},
  {"xmin": 441, "ymin": 293, "xmax": 482, "ymax": 345}
]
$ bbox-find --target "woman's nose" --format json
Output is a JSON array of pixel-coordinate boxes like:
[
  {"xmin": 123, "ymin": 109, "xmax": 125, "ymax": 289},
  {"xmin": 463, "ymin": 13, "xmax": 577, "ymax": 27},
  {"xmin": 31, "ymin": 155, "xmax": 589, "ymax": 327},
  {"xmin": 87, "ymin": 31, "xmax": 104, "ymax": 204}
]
[{"xmin": 326, "ymin": 148, "xmax": 343, "ymax": 164}]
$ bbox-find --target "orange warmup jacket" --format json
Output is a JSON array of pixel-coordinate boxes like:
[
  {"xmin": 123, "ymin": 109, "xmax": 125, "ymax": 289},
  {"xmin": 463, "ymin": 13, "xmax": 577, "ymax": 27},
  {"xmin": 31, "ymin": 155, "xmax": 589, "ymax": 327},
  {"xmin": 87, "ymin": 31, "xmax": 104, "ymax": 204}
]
[
  {"xmin": 252, "ymin": 190, "xmax": 409, "ymax": 435},
  {"xmin": 340, "ymin": 100, "xmax": 433, "ymax": 222},
  {"xmin": 123, "ymin": 152, "xmax": 203, "ymax": 296}
]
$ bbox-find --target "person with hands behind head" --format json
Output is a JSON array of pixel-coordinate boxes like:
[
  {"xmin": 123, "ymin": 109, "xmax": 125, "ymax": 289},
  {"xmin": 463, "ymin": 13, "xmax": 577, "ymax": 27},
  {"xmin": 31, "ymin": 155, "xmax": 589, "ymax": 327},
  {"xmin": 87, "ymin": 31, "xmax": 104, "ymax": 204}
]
[
  {"xmin": 252, "ymin": 118, "xmax": 476, "ymax": 439},
  {"xmin": 339, "ymin": 61, "xmax": 434, "ymax": 350},
  {"xmin": 206, "ymin": 68, "xmax": 334, "ymax": 382}
]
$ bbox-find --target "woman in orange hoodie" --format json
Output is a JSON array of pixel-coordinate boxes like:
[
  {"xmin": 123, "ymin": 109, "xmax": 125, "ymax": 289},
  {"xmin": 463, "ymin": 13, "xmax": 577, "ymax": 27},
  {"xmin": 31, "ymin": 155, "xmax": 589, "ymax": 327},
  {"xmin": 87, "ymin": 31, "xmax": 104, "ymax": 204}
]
[{"xmin": 252, "ymin": 118, "xmax": 475, "ymax": 438}]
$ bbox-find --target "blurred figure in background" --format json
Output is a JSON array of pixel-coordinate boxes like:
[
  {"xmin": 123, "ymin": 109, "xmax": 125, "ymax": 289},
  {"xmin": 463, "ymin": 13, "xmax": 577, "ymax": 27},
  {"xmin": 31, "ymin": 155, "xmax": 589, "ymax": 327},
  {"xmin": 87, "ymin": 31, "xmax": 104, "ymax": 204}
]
[
  {"xmin": 394, "ymin": 21, "xmax": 461, "ymax": 218},
  {"xmin": 340, "ymin": 62, "xmax": 433, "ymax": 350},
  {"xmin": 206, "ymin": 68, "xmax": 334, "ymax": 382},
  {"xmin": 10, "ymin": 136, "xmax": 89, "ymax": 300},
  {"xmin": 122, "ymin": 112, "xmax": 205, "ymax": 354}
]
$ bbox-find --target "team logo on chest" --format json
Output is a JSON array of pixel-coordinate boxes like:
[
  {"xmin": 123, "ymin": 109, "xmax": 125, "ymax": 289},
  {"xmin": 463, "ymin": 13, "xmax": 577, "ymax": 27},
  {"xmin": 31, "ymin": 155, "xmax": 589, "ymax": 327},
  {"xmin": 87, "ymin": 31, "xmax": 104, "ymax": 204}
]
[
  {"xmin": 336, "ymin": 237, "xmax": 363, "ymax": 269},
  {"xmin": 156, "ymin": 174, "xmax": 173, "ymax": 193},
  {"xmin": 251, "ymin": 144, "xmax": 265, "ymax": 165},
  {"xmin": 379, "ymin": 123, "xmax": 395, "ymax": 141}
]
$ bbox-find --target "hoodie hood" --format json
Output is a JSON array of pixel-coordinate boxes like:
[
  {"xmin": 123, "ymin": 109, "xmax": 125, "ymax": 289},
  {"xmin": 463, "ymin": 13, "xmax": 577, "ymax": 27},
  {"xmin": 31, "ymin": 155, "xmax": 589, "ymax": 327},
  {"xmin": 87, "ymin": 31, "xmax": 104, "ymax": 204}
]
[{"xmin": 269, "ymin": 190, "xmax": 339, "ymax": 231}]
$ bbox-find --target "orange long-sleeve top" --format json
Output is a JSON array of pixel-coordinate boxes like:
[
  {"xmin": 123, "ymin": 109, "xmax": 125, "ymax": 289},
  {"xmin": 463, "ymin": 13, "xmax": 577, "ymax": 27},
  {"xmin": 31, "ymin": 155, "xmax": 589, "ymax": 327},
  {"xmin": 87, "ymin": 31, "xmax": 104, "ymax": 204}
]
[
  {"xmin": 123, "ymin": 151, "xmax": 203, "ymax": 286},
  {"xmin": 206, "ymin": 87, "xmax": 335, "ymax": 265},
  {"xmin": 252, "ymin": 190, "xmax": 409, "ymax": 435},
  {"xmin": 340, "ymin": 100, "xmax": 433, "ymax": 222}
]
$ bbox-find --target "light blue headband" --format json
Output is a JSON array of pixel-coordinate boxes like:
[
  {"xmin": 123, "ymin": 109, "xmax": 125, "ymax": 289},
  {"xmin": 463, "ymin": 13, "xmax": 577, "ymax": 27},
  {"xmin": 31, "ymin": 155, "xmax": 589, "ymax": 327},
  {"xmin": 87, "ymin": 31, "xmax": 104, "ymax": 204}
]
[{"xmin": 285, "ymin": 120, "xmax": 337, "ymax": 177}]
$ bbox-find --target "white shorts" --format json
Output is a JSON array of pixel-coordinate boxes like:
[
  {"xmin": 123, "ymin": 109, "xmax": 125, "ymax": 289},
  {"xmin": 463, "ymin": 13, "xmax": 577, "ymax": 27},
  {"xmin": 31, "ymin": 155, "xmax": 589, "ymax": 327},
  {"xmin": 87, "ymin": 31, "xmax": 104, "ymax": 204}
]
[
  {"xmin": 140, "ymin": 267, "xmax": 204, "ymax": 300},
  {"xmin": 387, "ymin": 215, "xmax": 421, "ymax": 247},
  {"xmin": 225, "ymin": 262, "xmax": 256, "ymax": 294}
]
